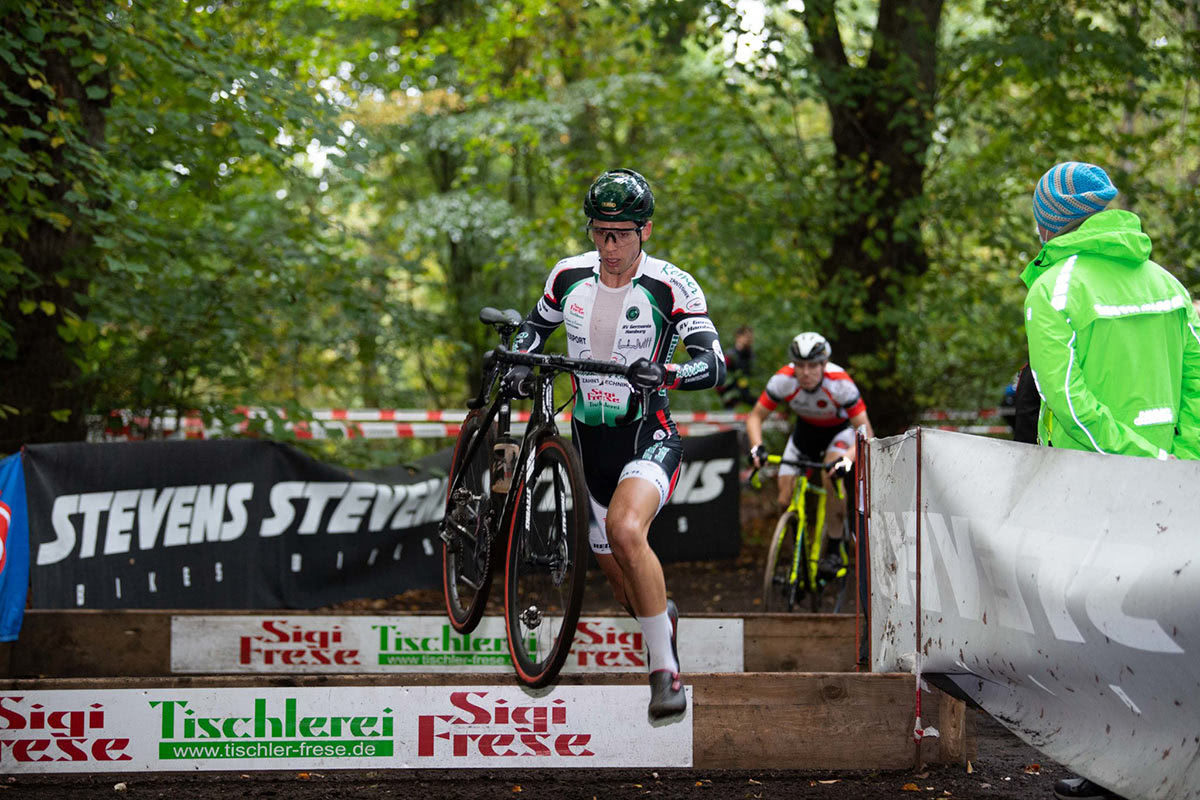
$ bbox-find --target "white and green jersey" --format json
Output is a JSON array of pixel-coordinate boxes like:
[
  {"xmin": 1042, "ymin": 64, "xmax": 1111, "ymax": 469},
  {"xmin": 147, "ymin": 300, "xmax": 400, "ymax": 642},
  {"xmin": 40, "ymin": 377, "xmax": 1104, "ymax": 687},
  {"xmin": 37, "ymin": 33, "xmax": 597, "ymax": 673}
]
[{"xmin": 513, "ymin": 251, "xmax": 725, "ymax": 426}]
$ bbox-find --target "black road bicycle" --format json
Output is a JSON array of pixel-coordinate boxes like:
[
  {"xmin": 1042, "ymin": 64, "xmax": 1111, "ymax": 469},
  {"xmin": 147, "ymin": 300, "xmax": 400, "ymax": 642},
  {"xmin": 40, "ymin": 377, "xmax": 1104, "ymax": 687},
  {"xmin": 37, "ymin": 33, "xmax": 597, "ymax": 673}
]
[{"xmin": 440, "ymin": 307, "xmax": 664, "ymax": 687}]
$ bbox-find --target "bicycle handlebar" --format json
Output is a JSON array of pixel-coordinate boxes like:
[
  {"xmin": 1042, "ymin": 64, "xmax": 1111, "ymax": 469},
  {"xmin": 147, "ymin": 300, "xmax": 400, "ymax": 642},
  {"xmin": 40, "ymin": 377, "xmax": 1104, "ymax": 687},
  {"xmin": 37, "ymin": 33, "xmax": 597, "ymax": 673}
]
[
  {"xmin": 486, "ymin": 346, "xmax": 667, "ymax": 393},
  {"xmin": 748, "ymin": 454, "xmax": 841, "ymax": 490}
]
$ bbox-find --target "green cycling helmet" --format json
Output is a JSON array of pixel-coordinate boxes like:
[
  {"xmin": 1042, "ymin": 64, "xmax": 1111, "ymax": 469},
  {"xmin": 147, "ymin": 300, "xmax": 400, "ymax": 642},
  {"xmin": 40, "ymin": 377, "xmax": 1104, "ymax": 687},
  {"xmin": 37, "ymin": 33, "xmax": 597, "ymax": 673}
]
[{"xmin": 583, "ymin": 169, "xmax": 655, "ymax": 223}]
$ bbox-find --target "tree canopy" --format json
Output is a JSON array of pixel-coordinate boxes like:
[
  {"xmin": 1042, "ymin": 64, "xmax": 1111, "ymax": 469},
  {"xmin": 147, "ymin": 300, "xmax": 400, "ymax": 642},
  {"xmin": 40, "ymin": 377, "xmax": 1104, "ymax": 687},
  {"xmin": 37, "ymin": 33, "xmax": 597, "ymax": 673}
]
[{"xmin": 2, "ymin": 0, "xmax": 1198, "ymax": 461}]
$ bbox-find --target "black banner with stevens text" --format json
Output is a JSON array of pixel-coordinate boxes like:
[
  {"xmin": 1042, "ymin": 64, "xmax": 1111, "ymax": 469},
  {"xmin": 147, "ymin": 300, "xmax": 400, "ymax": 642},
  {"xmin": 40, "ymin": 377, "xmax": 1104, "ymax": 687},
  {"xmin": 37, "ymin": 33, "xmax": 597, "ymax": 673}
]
[{"xmin": 24, "ymin": 431, "xmax": 740, "ymax": 609}]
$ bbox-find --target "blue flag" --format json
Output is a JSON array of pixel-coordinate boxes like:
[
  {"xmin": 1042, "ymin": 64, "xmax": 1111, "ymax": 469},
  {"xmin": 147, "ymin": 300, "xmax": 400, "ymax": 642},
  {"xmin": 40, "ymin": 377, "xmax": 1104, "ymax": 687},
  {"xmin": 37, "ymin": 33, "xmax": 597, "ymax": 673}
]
[{"xmin": 0, "ymin": 453, "xmax": 30, "ymax": 641}]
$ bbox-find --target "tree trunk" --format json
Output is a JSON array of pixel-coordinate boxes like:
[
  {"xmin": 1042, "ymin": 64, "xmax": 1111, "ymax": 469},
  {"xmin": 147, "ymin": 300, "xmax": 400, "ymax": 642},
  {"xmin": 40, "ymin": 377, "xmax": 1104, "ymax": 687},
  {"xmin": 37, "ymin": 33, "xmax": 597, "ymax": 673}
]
[
  {"xmin": 803, "ymin": 0, "xmax": 944, "ymax": 435},
  {"xmin": 0, "ymin": 9, "xmax": 107, "ymax": 452}
]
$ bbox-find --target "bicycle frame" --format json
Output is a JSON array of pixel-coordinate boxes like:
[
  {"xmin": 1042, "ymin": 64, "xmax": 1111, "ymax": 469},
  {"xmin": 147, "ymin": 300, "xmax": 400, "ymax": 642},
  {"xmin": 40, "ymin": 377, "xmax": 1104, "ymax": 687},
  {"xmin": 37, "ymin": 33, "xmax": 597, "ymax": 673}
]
[{"xmin": 755, "ymin": 454, "xmax": 848, "ymax": 611}]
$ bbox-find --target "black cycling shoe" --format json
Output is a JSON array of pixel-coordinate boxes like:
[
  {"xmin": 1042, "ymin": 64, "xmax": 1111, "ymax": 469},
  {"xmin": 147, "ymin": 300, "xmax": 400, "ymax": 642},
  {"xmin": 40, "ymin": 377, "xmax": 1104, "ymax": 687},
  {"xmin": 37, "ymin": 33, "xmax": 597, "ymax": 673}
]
[
  {"xmin": 817, "ymin": 553, "xmax": 844, "ymax": 580},
  {"xmin": 1053, "ymin": 777, "xmax": 1123, "ymax": 799},
  {"xmin": 648, "ymin": 600, "xmax": 685, "ymax": 719}
]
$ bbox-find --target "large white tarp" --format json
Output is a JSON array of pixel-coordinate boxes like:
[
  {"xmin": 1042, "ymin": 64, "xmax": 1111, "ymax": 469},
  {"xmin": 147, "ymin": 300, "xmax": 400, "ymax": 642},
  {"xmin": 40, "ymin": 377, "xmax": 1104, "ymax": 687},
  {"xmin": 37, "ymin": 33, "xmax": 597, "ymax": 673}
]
[{"xmin": 869, "ymin": 429, "xmax": 1200, "ymax": 800}]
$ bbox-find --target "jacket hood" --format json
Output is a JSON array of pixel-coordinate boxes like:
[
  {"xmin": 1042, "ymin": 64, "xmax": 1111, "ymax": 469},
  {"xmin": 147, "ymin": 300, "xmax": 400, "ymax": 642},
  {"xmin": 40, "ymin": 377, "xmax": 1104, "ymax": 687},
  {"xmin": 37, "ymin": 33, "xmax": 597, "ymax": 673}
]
[{"xmin": 1020, "ymin": 209, "xmax": 1152, "ymax": 289}]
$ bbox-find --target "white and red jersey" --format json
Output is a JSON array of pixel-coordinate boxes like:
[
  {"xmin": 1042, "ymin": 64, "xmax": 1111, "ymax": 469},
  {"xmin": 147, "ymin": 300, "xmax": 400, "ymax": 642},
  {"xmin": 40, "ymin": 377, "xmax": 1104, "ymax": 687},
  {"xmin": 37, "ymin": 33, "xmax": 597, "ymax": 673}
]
[{"xmin": 759, "ymin": 361, "xmax": 867, "ymax": 427}]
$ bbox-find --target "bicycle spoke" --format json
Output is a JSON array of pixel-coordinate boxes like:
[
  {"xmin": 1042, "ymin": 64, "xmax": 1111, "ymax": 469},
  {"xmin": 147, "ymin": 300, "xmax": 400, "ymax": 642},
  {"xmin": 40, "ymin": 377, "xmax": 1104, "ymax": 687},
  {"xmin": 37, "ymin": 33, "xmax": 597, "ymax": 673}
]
[
  {"xmin": 442, "ymin": 413, "xmax": 498, "ymax": 634},
  {"xmin": 506, "ymin": 437, "xmax": 588, "ymax": 687}
]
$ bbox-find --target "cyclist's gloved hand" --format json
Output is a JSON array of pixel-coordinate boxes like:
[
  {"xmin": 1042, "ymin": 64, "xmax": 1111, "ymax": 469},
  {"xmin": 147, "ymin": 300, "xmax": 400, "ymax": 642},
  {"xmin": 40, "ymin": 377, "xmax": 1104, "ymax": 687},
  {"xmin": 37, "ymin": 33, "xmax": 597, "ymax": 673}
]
[
  {"xmin": 628, "ymin": 358, "xmax": 668, "ymax": 390},
  {"xmin": 750, "ymin": 444, "xmax": 768, "ymax": 469},
  {"xmin": 501, "ymin": 364, "xmax": 533, "ymax": 398},
  {"xmin": 829, "ymin": 456, "xmax": 853, "ymax": 479}
]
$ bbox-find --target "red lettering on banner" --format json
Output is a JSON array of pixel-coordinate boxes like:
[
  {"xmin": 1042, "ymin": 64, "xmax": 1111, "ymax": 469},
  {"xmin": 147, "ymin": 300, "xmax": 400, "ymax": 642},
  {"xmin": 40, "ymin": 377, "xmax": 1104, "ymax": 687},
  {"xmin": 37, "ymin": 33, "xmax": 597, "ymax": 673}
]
[
  {"xmin": 0, "ymin": 697, "xmax": 131, "ymax": 764},
  {"xmin": 238, "ymin": 620, "xmax": 359, "ymax": 667},
  {"xmin": 417, "ymin": 692, "xmax": 592, "ymax": 759}
]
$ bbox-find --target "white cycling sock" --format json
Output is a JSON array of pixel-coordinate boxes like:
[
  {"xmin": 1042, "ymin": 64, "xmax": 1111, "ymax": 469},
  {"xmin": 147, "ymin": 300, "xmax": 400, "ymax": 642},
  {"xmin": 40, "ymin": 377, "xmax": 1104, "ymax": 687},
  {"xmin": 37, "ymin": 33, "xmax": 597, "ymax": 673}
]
[{"xmin": 638, "ymin": 610, "xmax": 678, "ymax": 674}]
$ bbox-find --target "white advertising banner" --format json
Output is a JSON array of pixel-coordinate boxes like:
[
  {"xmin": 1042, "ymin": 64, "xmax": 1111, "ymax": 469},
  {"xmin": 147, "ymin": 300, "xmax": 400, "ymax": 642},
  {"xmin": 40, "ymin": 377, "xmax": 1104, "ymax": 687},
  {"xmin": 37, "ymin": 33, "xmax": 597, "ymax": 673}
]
[
  {"xmin": 0, "ymin": 685, "xmax": 692, "ymax": 772},
  {"xmin": 868, "ymin": 429, "xmax": 1200, "ymax": 800},
  {"xmin": 170, "ymin": 615, "xmax": 743, "ymax": 674}
]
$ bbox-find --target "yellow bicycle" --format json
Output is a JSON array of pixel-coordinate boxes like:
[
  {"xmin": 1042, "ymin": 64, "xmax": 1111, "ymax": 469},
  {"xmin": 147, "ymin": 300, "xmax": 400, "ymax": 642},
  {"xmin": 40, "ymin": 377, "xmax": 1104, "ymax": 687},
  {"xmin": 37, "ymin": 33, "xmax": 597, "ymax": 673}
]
[{"xmin": 752, "ymin": 455, "xmax": 851, "ymax": 613}]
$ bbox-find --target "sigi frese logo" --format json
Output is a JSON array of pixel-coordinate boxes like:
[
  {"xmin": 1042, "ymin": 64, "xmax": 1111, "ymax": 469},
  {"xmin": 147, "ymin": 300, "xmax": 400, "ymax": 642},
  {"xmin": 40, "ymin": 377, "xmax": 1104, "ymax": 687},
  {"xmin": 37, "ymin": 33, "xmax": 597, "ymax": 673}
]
[
  {"xmin": 149, "ymin": 697, "xmax": 393, "ymax": 760},
  {"xmin": 418, "ymin": 691, "xmax": 595, "ymax": 758},
  {"xmin": 0, "ymin": 697, "xmax": 131, "ymax": 763},
  {"xmin": 239, "ymin": 620, "xmax": 360, "ymax": 667},
  {"xmin": 572, "ymin": 621, "xmax": 645, "ymax": 668}
]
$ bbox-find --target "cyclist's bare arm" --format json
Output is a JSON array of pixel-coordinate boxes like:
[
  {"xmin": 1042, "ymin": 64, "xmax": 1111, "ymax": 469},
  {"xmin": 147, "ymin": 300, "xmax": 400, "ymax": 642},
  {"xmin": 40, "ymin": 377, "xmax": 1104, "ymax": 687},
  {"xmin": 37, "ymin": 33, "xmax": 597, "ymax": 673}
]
[
  {"xmin": 842, "ymin": 409, "xmax": 874, "ymax": 462},
  {"xmin": 746, "ymin": 400, "xmax": 772, "ymax": 465}
]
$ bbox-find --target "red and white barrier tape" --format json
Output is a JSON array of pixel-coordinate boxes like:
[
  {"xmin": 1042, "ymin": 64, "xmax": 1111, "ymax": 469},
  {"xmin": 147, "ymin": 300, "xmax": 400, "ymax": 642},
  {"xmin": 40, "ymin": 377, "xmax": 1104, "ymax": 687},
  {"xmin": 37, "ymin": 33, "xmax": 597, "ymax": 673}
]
[
  {"xmin": 91, "ymin": 408, "xmax": 770, "ymax": 441},
  {"xmin": 91, "ymin": 408, "xmax": 1011, "ymax": 441}
]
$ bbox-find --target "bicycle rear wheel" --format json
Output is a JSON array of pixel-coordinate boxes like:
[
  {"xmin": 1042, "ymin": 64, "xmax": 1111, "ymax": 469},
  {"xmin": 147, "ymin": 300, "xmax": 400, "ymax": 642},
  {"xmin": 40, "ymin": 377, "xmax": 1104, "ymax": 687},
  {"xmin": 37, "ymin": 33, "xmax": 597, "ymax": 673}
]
[
  {"xmin": 442, "ymin": 410, "xmax": 498, "ymax": 635},
  {"xmin": 762, "ymin": 511, "xmax": 801, "ymax": 612},
  {"xmin": 504, "ymin": 435, "xmax": 589, "ymax": 687}
]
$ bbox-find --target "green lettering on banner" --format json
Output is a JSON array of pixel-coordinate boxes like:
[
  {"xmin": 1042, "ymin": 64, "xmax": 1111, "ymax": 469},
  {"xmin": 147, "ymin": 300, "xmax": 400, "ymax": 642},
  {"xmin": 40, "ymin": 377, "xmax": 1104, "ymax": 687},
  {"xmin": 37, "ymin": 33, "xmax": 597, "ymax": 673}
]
[{"xmin": 158, "ymin": 739, "xmax": 393, "ymax": 759}]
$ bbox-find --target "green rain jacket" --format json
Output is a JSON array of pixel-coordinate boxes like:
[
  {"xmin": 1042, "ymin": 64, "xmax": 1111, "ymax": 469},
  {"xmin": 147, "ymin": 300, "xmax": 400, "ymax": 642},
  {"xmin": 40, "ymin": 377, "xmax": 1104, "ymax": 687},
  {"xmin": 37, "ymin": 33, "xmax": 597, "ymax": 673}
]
[{"xmin": 1021, "ymin": 209, "xmax": 1200, "ymax": 459}]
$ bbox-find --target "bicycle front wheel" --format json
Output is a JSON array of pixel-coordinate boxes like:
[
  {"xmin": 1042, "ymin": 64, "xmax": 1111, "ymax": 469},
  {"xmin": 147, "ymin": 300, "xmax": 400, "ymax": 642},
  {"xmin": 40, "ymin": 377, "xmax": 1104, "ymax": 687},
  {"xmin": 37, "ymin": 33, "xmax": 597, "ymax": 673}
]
[
  {"xmin": 504, "ymin": 435, "xmax": 589, "ymax": 687},
  {"xmin": 763, "ymin": 511, "xmax": 801, "ymax": 612},
  {"xmin": 442, "ymin": 410, "xmax": 498, "ymax": 634}
]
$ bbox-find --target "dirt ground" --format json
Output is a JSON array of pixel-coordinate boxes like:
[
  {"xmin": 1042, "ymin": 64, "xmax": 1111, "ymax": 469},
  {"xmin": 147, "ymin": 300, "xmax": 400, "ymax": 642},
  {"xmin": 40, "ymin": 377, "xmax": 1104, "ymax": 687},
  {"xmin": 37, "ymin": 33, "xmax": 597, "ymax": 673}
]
[{"xmin": 0, "ymin": 491, "xmax": 1078, "ymax": 798}]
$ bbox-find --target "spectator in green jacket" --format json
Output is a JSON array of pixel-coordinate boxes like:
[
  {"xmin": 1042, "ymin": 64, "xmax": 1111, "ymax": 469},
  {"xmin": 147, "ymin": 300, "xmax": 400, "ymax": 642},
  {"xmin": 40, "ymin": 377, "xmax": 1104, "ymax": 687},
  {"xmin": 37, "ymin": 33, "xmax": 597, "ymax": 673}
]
[{"xmin": 1022, "ymin": 161, "xmax": 1200, "ymax": 464}]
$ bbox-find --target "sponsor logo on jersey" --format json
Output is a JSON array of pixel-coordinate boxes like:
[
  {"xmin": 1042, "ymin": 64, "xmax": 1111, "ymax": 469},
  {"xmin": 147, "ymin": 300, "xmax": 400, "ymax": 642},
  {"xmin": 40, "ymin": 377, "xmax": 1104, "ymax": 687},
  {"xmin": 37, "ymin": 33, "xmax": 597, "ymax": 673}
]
[
  {"xmin": 625, "ymin": 307, "xmax": 640, "ymax": 321},
  {"xmin": 817, "ymin": 400, "xmax": 828, "ymax": 408},
  {"xmin": 569, "ymin": 302, "xmax": 586, "ymax": 317},
  {"xmin": 616, "ymin": 336, "xmax": 651, "ymax": 351},
  {"xmin": 653, "ymin": 429, "xmax": 667, "ymax": 441}
]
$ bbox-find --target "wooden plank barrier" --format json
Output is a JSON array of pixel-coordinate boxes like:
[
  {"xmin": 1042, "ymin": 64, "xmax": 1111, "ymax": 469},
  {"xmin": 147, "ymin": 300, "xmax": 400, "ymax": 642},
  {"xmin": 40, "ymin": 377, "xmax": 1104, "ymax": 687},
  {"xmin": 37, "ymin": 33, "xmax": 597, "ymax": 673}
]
[
  {"xmin": 0, "ymin": 673, "xmax": 970, "ymax": 769},
  {"xmin": 0, "ymin": 610, "xmax": 859, "ymax": 678}
]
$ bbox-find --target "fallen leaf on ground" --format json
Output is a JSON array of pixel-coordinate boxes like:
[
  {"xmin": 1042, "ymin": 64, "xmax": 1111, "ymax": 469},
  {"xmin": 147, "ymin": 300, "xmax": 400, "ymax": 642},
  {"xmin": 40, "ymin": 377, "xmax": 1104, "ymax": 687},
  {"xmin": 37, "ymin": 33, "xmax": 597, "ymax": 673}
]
[
  {"xmin": 512, "ymin": 786, "xmax": 522, "ymax": 793},
  {"xmin": 1024, "ymin": 764, "xmax": 1041, "ymax": 774},
  {"xmin": 747, "ymin": 779, "xmax": 762, "ymax": 785},
  {"xmin": 818, "ymin": 780, "xmax": 839, "ymax": 784},
  {"xmin": 296, "ymin": 773, "xmax": 310, "ymax": 780},
  {"xmin": 965, "ymin": 761, "xmax": 974, "ymax": 774},
  {"xmin": 901, "ymin": 783, "xmax": 920, "ymax": 791}
]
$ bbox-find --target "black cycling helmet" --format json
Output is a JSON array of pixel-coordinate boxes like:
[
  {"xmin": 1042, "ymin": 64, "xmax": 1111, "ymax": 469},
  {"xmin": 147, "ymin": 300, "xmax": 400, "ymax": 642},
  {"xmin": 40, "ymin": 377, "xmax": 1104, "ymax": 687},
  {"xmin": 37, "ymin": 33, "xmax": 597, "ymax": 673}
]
[
  {"xmin": 583, "ymin": 169, "xmax": 654, "ymax": 223},
  {"xmin": 789, "ymin": 331, "xmax": 831, "ymax": 363}
]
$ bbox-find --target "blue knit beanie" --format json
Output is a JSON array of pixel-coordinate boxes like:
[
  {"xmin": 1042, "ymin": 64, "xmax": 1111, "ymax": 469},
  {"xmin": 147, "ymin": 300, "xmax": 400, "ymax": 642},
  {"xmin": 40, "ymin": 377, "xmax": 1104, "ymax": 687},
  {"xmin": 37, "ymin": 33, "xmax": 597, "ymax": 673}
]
[{"xmin": 1033, "ymin": 162, "xmax": 1118, "ymax": 239}]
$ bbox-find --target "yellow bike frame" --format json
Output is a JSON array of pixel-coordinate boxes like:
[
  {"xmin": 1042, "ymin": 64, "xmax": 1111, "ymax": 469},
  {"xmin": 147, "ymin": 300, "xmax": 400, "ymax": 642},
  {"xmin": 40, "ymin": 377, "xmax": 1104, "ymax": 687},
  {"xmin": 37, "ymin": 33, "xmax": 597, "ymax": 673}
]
[{"xmin": 758, "ymin": 454, "xmax": 847, "ymax": 609}]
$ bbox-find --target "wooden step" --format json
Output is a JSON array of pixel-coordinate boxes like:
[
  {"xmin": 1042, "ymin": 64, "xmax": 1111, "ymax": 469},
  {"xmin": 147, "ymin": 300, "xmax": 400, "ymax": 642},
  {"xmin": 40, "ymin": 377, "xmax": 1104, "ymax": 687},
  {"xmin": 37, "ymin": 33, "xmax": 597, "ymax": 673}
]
[
  {"xmin": 0, "ymin": 672, "xmax": 968, "ymax": 770},
  {"xmin": 0, "ymin": 610, "xmax": 860, "ymax": 678}
]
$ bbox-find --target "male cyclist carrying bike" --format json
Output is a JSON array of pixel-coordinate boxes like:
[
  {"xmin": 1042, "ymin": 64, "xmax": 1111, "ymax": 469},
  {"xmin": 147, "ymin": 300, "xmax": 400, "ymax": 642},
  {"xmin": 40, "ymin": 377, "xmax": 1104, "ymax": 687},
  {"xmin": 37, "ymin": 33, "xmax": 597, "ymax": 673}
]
[
  {"xmin": 504, "ymin": 168, "xmax": 725, "ymax": 719},
  {"xmin": 746, "ymin": 332, "xmax": 873, "ymax": 573}
]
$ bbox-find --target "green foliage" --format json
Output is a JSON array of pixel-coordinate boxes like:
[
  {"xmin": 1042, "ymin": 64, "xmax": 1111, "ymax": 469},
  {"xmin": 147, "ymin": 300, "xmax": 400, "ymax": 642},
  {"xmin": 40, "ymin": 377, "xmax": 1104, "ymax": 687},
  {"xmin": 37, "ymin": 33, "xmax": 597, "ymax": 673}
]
[{"xmin": 4, "ymin": 0, "xmax": 1200, "ymax": 457}]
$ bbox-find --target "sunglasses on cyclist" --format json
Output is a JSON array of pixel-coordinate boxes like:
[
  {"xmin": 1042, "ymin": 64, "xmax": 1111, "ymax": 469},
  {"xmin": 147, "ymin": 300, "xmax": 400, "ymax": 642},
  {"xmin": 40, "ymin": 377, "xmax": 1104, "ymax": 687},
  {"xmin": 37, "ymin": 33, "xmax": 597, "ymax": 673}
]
[{"xmin": 586, "ymin": 222, "xmax": 644, "ymax": 246}]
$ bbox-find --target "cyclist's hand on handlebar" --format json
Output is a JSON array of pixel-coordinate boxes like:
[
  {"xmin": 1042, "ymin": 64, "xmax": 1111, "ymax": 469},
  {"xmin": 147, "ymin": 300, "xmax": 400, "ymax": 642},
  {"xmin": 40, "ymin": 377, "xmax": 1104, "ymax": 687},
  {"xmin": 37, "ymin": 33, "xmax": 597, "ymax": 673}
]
[
  {"xmin": 749, "ymin": 444, "xmax": 768, "ymax": 470},
  {"xmin": 628, "ymin": 358, "xmax": 668, "ymax": 390},
  {"xmin": 829, "ymin": 455, "xmax": 853, "ymax": 479},
  {"xmin": 501, "ymin": 364, "xmax": 533, "ymax": 398}
]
